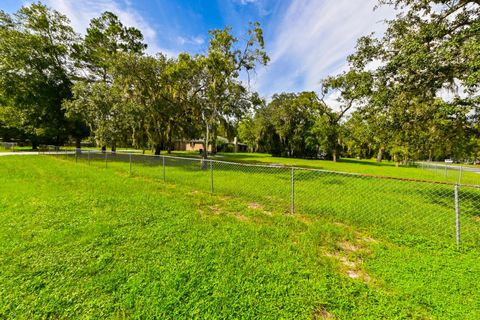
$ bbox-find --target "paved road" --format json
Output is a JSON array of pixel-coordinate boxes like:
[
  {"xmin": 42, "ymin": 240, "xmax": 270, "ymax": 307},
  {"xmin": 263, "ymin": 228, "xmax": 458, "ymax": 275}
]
[
  {"xmin": 0, "ymin": 151, "xmax": 77, "ymax": 156},
  {"xmin": 0, "ymin": 152, "xmax": 39, "ymax": 156}
]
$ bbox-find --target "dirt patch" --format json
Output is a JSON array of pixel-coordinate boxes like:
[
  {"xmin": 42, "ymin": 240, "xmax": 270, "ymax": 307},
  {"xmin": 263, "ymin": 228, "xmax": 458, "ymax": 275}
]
[
  {"xmin": 347, "ymin": 270, "xmax": 359, "ymax": 279},
  {"xmin": 338, "ymin": 241, "xmax": 360, "ymax": 253},
  {"xmin": 235, "ymin": 214, "xmax": 249, "ymax": 222},
  {"xmin": 313, "ymin": 307, "xmax": 334, "ymax": 319},
  {"xmin": 248, "ymin": 202, "xmax": 262, "ymax": 209},
  {"xmin": 247, "ymin": 202, "xmax": 272, "ymax": 216},
  {"xmin": 340, "ymin": 256, "xmax": 355, "ymax": 268},
  {"xmin": 324, "ymin": 239, "xmax": 376, "ymax": 284},
  {"xmin": 208, "ymin": 205, "xmax": 222, "ymax": 215}
]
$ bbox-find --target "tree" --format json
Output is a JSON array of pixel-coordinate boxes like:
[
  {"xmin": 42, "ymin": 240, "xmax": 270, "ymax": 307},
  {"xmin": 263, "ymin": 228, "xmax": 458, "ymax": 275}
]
[
  {"xmin": 263, "ymin": 92, "xmax": 320, "ymax": 157},
  {"xmin": 75, "ymin": 11, "xmax": 146, "ymax": 82},
  {"xmin": 319, "ymin": 71, "xmax": 373, "ymax": 161},
  {"xmin": 66, "ymin": 11, "xmax": 147, "ymax": 151},
  {"xmin": 110, "ymin": 52, "xmax": 199, "ymax": 155},
  {"xmin": 193, "ymin": 23, "xmax": 269, "ymax": 159},
  {"xmin": 340, "ymin": 0, "xmax": 480, "ymax": 161},
  {"xmin": 237, "ymin": 115, "xmax": 257, "ymax": 152},
  {"xmin": 64, "ymin": 82, "xmax": 131, "ymax": 149},
  {"xmin": 0, "ymin": 3, "xmax": 86, "ymax": 148}
]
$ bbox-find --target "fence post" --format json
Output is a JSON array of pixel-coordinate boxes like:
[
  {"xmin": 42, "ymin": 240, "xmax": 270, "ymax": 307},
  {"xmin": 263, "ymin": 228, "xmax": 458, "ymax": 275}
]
[
  {"xmin": 105, "ymin": 152, "xmax": 108, "ymax": 169},
  {"xmin": 88, "ymin": 150, "xmax": 90, "ymax": 166},
  {"xmin": 291, "ymin": 167, "xmax": 295, "ymax": 215},
  {"xmin": 129, "ymin": 153, "xmax": 132, "ymax": 175},
  {"xmin": 455, "ymin": 183, "xmax": 460, "ymax": 245},
  {"xmin": 162, "ymin": 156, "xmax": 166, "ymax": 182},
  {"xmin": 459, "ymin": 166, "xmax": 463, "ymax": 184},
  {"xmin": 210, "ymin": 161, "xmax": 214, "ymax": 193},
  {"xmin": 445, "ymin": 165, "xmax": 447, "ymax": 177},
  {"xmin": 75, "ymin": 149, "xmax": 78, "ymax": 163}
]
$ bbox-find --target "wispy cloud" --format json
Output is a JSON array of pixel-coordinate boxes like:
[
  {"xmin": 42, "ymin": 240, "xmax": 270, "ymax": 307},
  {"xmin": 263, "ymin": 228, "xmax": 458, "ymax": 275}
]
[
  {"xmin": 236, "ymin": 0, "xmax": 258, "ymax": 4},
  {"xmin": 43, "ymin": 0, "xmax": 177, "ymax": 56},
  {"xmin": 254, "ymin": 0, "xmax": 396, "ymax": 98},
  {"xmin": 177, "ymin": 35, "xmax": 205, "ymax": 46},
  {"xmin": 24, "ymin": 0, "xmax": 397, "ymax": 102}
]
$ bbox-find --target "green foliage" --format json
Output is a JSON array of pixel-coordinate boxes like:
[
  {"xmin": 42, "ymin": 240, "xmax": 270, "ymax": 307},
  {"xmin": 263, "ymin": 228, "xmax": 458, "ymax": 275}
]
[
  {"xmin": 340, "ymin": 0, "xmax": 480, "ymax": 161},
  {"xmin": 64, "ymin": 82, "xmax": 130, "ymax": 148},
  {"xmin": 191, "ymin": 24, "xmax": 269, "ymax": 158},
  {"xmin": 237, "ymin": 115, "xmax": 257, "ymax": 152},
  {"xmin": 0, "ymin": 3, "xmax": 86, "ymax": 146},
  {"xmin": 75, "ymin": 11, "xmax": 146, "ymax": 82}
]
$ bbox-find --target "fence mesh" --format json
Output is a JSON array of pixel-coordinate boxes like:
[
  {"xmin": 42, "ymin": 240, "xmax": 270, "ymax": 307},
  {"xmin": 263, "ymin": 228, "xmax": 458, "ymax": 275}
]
[
  {"xmin": 43, "ymin": 150, "xmax": 480, "ymax": 249},
  {"xmin": 0, "ymin": 142, "xmax": 17, "ymax": 150},
  {"xmin": 416, "ymin": 161, "xmax": 480, "ymax": 185}
]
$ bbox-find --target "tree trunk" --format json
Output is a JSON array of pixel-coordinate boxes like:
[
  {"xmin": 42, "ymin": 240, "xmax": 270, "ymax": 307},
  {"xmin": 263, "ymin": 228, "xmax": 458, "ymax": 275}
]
[
  {"xmin": 428, "ymin": 149, "xmax": 433, "ymax": 162},
  {"xmin": 101, "ymin": 145, "xmax": 106, "ymax": 153},
  {"xmin": 211, "ymin": 127, "xmax": 217, "ymax": 155},
  {"xmin": 111, "ymin": 141, "xmax": 116, "ymax": 153},
  {"xmin": 154, "ymin": 144, "xmax": 161, "ymax": 155},
  {"xmin": 376, "ymin": 146, "xmax": 385, "ymax": 163},
  {"xmin": 32, "ymin": 139, "xmax": 38, "ymax": 150},
  {"xmin": 202, "ymin": 123, "xmax": 209, "ymax": 160},
  {"xmin": 166, "ymin": 135, "xmax": 173, "ymax": 154},
  {"xmin": 166, "ymin": 120, "xmax": 173, "ymax": 154},
  {"xmin": 75, "ymin": 138, "xmax": 81, "ymax": 149},
  {"xmin": 332, "ymin": 148, "xmax": 337, "ymax": 162}
]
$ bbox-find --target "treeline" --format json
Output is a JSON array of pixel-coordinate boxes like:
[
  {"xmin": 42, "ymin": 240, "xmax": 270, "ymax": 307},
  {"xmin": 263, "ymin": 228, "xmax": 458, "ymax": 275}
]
[
  {"xmin": 0, "ymin": 3, "xmax": 268, "ymax": 158},
  {"xmin": 1, "ymin": 1, "xmax": 479, "ymax": 162},
  {"xmin": 239, "ymin": 0, "xmax": 480, "ymax": 163}
]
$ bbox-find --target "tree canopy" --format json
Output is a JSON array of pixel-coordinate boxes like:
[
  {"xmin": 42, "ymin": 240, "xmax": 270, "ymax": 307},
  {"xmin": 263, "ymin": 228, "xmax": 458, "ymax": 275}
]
[{"xmin": 1, "ymin": 0, "xmax": 479, "ymax": 163}]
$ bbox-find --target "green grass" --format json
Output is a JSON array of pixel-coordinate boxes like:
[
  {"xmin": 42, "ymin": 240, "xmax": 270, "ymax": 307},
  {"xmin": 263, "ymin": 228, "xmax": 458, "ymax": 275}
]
[
  {"xmin": 210, "ymin": 152, "xmax": 480, "ymax": 185},
  {"xmin": 1, "ymin": 156, "xmax": 479, "ymax": 318},
  {"xmin": 26, "ymin": 147, "xmax": 480, "ymax": 184},
  {"xmin": 74, "ymin": 152, "xmax": 480, "ymax": 248}
]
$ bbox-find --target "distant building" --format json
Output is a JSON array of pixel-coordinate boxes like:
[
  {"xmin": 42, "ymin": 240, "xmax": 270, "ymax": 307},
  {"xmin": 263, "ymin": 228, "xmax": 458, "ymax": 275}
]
[
  {"xmin": 174, "ymin": 136, "xmax": 248, "ymax": 153},
  {"xmin": 174, "ymin": 140, "xmax": 213, "ymax": 152}
]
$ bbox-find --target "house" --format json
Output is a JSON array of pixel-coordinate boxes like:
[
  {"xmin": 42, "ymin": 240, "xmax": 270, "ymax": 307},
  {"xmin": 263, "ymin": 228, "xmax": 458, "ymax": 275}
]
[
  {"xmin": 174, "ymin": 140, "xmax": 212, "ymax": 152},
  {"xmin": 174, "ymin": 136, "xmax": 248, "ymax": 153}
]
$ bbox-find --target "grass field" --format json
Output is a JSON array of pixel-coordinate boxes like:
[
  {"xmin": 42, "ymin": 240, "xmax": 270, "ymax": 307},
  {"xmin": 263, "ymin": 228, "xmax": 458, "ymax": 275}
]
[
  {"xmin": 212, "ymin": 153, "xmax": 480, "ymax": 185},
  {"xmin": 73, "ymin": 151, "xmax": 480, "ymax": 248},
  {"xmin": 1, "ymin": 156, "xmax": 479, "ymax": 318}
]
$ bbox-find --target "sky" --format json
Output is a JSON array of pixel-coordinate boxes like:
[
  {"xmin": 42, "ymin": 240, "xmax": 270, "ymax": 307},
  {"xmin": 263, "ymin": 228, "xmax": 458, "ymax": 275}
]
[{"xmin": 1, "ymin": 0, "xmax": 397, "ymax": 100}]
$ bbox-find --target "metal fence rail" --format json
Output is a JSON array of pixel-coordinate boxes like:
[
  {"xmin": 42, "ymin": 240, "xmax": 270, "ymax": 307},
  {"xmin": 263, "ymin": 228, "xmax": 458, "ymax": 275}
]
[{"xmin": 43, "ymin": 148, "xmax": 480, "ymax": 248}]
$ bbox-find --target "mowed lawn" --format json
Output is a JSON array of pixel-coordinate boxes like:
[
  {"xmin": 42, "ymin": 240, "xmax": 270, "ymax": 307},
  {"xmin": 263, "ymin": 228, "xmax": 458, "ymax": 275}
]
[
  {"xmin": 0, "ymin": 157, "xmax": 479, "ymax": 318},
  {"xmin": 213, "ymin": 152, "xmax": 480, "ymax": 185}
]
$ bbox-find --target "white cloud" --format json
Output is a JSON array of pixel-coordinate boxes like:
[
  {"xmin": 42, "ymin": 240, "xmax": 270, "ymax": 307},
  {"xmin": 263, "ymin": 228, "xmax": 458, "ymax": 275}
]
[
  {"xmin": 44, "ymin": 0, "xmax": 177, "ymax": 56},
  {"xmin": 236, "ymin": 0, "xmax": 258, "ymax": 5},
  {"xmin": 254, "ymin": 0, "xmax": 396, "ymax": 100},
  {"xmin": 177, "ymin": 35, "xmax": 205, "ymax": 46}
]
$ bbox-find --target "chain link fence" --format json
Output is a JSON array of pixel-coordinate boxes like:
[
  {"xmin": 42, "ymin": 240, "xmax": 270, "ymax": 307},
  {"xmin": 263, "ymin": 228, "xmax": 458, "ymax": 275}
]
[
  {"xmin": 42, "ymin": 148, "xmax": 480, "ymax": 249},
  {"xmin": 0, "ymin": 142, "xmax": 17, "ymax": 151},
  {"xmin": 416, "ymin": 161, "xmax": 480, "ymax": 185}
]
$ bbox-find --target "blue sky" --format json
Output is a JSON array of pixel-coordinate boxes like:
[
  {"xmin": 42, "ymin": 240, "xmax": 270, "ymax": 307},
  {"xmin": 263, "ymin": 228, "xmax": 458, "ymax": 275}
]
[{"xmin": 2, "ymin": 0, "xmax": 396, "ymax": 100}]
